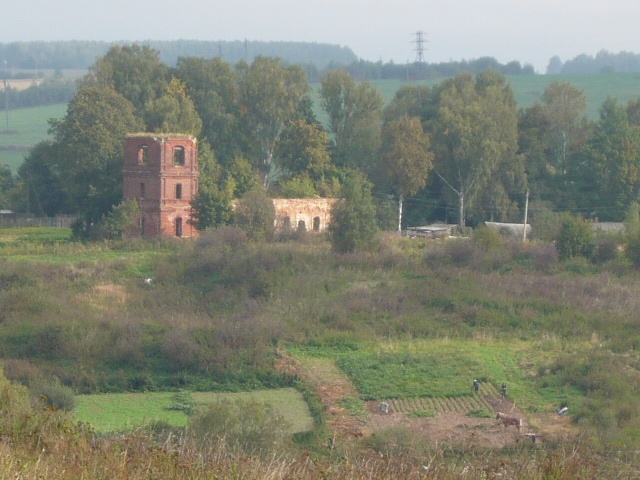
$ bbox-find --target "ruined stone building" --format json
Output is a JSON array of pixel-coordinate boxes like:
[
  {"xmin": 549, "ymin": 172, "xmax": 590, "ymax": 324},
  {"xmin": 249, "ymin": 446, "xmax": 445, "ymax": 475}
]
[
  {"xmin": 123, "ymin": 134, "xmax": 199, "ymax": 238},
  {"xmin": 272, "ymin": 198, "xmax": 337, "ymax": 232},
  {"xmin": 123, "ymin": 133, "xmax": 336, "ymax": 238}
]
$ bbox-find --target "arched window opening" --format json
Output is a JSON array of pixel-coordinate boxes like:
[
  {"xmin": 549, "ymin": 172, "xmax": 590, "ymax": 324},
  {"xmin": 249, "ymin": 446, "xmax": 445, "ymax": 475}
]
[
  {"xmin": 313, "ymin": 216, "xmax": 321, "ymax": 232},
  {"xmin": 175, "ymin": 183, "xmax": 182, "ymax": 200},
  {"xmin": 173, "ymin": 146, "xmax": 186, "ymax": 166},
  {"xmin": 137, "ymin": 145, "xmax": 148, "ymax": 164},
  {"xmin": 140, "ymin": 216, "xmax": 146, "ymax": 236},
  {"xmin": 176, "ymin": 217, "xmax": 183, "ymax": 237},
  {"xmin": 283, "ymin": 216, "xmax": 291, "ymax": 231},
  {"xmin": 140, "ymin": 182, "xmax": 145, "ymax": 198},
  {"xmin": 297, "ymin": 220, "xmax": 306, "ymax": 232}
]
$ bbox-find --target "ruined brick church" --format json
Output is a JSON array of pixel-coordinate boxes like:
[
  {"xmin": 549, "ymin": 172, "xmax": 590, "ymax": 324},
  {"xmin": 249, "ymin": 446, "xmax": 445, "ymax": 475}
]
[
  {"xmin": 123, "ymin": 134, "xmax": 336, "ymax": 238},
  {"xmin": 123, "ymin": 134, "xmax": 199, "ymax": 237}
]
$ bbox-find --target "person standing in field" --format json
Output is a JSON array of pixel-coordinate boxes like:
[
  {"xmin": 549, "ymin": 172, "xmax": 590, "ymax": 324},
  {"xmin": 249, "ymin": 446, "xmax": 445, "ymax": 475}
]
[{"xmin": 473, "ymin": 379, "xmax": 480, "ymax": 393}]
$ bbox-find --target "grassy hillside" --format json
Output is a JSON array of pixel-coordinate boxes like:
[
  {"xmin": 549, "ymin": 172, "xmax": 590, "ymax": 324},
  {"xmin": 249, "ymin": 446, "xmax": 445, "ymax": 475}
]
[{"xmin": 1, "ymin": 227, "xmax": 640, "ymax": 477}]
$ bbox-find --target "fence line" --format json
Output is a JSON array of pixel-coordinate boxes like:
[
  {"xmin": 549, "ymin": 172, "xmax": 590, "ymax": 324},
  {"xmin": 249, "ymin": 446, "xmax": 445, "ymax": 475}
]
[{"xmin": 0, "ymin": 215, "xmax": 77, "ymax": 228}]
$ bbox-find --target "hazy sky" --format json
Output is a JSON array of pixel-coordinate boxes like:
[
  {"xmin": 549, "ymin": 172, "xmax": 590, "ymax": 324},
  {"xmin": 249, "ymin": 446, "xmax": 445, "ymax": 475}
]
[{"xmin": 4, "ymin": 0, "xmax": 640, "ymax": 73}]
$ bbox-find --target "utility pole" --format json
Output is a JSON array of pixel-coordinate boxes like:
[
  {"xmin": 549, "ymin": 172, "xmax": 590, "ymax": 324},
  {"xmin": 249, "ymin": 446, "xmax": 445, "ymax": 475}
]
[
  {"xmin": 523, "ymin": 188, "xmax": 529, "ymax": 241},
  {"xmin": 3, "ymin": 59, "xmax": 9, "ymax": 132}
]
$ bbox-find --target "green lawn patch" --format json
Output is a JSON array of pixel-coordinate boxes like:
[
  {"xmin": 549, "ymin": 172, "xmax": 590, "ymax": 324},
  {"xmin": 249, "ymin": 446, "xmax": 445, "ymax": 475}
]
[
  {"xmin": 0, "ymin": 227, "xmax": 72, "ymax": 245},
  {"xmin": 74, "ymin": 388, "xmax": 314, "ymax": 434}
]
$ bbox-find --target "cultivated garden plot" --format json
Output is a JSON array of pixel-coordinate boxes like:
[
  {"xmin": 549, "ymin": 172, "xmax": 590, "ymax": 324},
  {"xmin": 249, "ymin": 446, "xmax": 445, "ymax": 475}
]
[
  {"xmin": 288, "ymin": 339, "xmax": 582, "ymax": 445},
  {"xmin": 383, "ymin": 386, "xmax": 496, "ymax": 416}
]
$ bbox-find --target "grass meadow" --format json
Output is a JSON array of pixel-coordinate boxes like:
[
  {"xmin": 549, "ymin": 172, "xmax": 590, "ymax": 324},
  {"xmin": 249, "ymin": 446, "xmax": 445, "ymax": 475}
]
[{"xmin": 75, "ymin": 387, "xmax": 313, "ymax": 433}]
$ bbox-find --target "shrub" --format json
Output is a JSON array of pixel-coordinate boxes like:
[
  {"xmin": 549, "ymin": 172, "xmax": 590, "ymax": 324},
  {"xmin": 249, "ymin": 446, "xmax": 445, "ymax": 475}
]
[
  {"xmin": 232, "ymin": 186, "xmax": 276, "ymax": 242},
  {"xmin": 28, "ymin": 377, "xmax": 76, "ymax": 411},
  {"xmin": 472, "ymin": 225, "xmax": 504, "ymax": 250},
  {"xmin": 360, "ymin": 425, "xmax": 426, "ymax": 457},
  {"xmin": 30, "ymin": 325, "xmax": 67, "ymax": 360},
  {"xmin": 94, "ymin": 199, "xmax": 140, "ymax": 240},
  {"xmin": 3, "ymin": 359, "xmax": 44, "ymax": 386},
  {"xmin": 556, "ymin": 214, "xmax": 595, "ymax": 260},
  {"xmin": 527, "ymin": 241, "xmax": 560, "ymax": 273},
  {"xmin": 196, "ymin": 226, "xmax": 248, "ymax": 250},
  {"xmin": 188, "ymin": 398, "xmax": 291, "ymax": 456},
  {"xmin": 443, "ymin": 238, "xmax": 479, "ymax": 266},
  {"xmin": 592, "ymin": 237, "xmax": 619, "ymax": 264},
  {"xmin": 530, "ymin": 200, "xmax": 564, "ymax": 241},
  {"xmin": 161, "ymin": 329, "xmax": 201, "ymax": 372}
]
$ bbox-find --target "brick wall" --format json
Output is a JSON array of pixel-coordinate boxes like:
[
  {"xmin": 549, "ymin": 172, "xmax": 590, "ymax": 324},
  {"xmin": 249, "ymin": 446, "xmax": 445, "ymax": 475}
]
[{"xmin": 272, "ymin": 198, "xmax": 338, "ymax": 232}]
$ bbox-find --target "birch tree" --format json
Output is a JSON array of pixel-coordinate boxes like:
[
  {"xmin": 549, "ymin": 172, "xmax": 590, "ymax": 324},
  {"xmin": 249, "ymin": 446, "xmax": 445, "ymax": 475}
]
[
  {"xmin": 238, "ymin": 56, "xmax": 308, "ymax": 186},
  {"xmin": 380, "ymin": 116, "xmax": 434, "ymax": 233}
]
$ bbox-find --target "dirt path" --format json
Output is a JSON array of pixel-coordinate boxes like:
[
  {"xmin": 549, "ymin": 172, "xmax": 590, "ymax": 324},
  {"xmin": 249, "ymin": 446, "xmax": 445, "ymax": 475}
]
[{"xmin": 276, "ymin": 349, "xmax": 370, "ymax": 439}]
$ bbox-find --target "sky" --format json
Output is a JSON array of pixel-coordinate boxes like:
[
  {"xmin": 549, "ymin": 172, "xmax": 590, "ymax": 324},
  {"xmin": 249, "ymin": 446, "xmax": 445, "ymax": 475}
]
[{"xmin": 3, "ymin": 0, "xmax": 640, "ymax": 73}]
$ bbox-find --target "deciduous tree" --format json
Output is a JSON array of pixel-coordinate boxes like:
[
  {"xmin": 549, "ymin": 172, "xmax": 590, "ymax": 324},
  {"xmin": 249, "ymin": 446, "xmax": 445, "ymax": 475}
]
[
  {"xmin": 17, "ymin": 141, "xmax": 70, "ymax": 216},
  {"xmin": 426, "ymin": 71, "xmax": 522, "ymax": 226},
  {"xmin": 274, "ymin": 118, "xmax": 331, "ymax": 182},
  {"xmin": 190, "ymin": 142, "xmax": 234, "ymax": 231},
  {"xmin": 320, "ymin": 70, "xmax": 384, "ymax": 171},
  {"xmin": 238, "ymin": 56, "xmax": 308, "ymax": 186},
  {"xmin": 584, "ymin": 98, "xmax": 640, "ymax": 219},
  {"xmin": 328, "ymin": 171, "xmax": 379, "ymax": 253},
  {"xmin": 143, "ymin": 77, "xmax": 202, "ymax": 137},
  {"xmin": 86, "ymin": 44, "xmax": 168, "ymax": 118},
  {"xmin": 0, "ymin": 164, "xmax": 14, "ymax": 209},
  {"xmin": 380, "ymin": 116, "xmax": 434, "ymax": 233},
  {"xmin": 175, "ymin": 56, "xmax": 241, "ymax": 164},
  {"xmin": 541, "ymin": 82, "xmax": 588, "ymax": 177},
  {"xmin": 49, "ymin": 85, "xmax": 143, "ymax": 232}
]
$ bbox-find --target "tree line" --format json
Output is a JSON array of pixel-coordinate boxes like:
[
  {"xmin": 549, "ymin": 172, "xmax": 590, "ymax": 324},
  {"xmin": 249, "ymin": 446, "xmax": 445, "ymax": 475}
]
[
  {"xmin": 0, "ymin": 40, "xmax": 357, "ymax": 71},
  {"xmin": 2, "ymin": 43, "xmax": 640, "ymax": 243},
  {"xmin": 547, "ymin": 49, "xmax": 640, "ymax": 74}
]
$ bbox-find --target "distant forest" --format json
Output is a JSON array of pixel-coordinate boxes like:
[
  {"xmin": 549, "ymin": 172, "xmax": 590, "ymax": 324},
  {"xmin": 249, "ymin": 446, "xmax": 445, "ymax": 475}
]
[
  {"xmin": 0, "ymin": 40, "xmax": 537, "ymax": 84},
  {"xmin": 3, "ymin": 42, "xmax": 640, "ymax": 110}
]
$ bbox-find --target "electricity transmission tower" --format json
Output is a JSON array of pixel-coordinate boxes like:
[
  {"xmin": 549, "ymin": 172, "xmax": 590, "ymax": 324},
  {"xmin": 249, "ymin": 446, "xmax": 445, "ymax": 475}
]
[{"xmin": 413, "ymin": 31, "xmax": 427, "ymax": 63}]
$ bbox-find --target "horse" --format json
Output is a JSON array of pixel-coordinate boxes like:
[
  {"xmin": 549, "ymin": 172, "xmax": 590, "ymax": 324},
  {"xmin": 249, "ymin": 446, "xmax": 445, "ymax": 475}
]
[{"xmin": 496, "ymin": 412, "xmax": 522, "ymax": 431}]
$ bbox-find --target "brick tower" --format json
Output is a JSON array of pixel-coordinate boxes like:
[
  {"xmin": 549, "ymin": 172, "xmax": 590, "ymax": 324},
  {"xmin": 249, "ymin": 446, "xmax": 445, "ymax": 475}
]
[{"xmin": 123, "ymin": 134, "xmax": 198, "ymax": 238}]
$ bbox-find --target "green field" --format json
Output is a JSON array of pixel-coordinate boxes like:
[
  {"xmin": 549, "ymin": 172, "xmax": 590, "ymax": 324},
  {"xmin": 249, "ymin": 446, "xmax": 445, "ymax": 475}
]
[
  {"xmin": 75, "ymin": 387, "xmax": 314, "ymax": 433},
  {"xmin": 0, "ymin": 103, "xmax": 67, "ymax": 172},
  {"xmin": 0, "ymin": 226, "xmax": 72, "ymax": 245}
]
